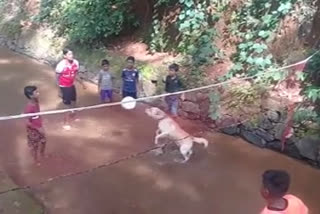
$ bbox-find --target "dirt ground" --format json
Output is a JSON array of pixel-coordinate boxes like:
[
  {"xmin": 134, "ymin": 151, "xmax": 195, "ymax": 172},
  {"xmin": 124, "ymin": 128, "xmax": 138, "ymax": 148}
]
[{"xmin": 0, "ymin": 48, "xmax": 320, "ymax": 214}]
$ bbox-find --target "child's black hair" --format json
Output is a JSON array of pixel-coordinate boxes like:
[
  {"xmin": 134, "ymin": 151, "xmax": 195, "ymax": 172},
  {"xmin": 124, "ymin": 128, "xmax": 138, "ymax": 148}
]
[
  {"xmin": 262, "ymin": 170, "xmax": 290, "ymax": 198},
  {"xmin": 24, "ymin": 86, "xmax": 37, "ymax": 99},
  {"xmin": 63, "ymin": 48, "xmax": 72, "ymax": 55},
  {"xmin": 127, "ymin": 56, "xmax": 135, "ymax": 62},
  {"xmin": 101, "ymin": 59, "xmax": 109, "ymax": 66},
  {"xmin": 169, "ymin": 63, "xmax": 179, "ymax": 72}
]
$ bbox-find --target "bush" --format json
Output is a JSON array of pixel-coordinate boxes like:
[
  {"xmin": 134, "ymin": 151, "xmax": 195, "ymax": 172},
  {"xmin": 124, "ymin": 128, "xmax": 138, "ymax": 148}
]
[{"xmin": 37, "ymin": 0, "xmax": 138, "ymax": 43}]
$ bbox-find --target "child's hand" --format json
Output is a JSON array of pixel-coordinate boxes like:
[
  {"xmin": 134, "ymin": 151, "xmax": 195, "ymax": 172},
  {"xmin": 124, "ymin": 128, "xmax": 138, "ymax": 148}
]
[
  {"xmin": 38, "ymin": 127, "xmax": 45, "ymax": 135},
  {"xmin": 181, "ymin": 93, "xmax": 185, "ymax": 101}
]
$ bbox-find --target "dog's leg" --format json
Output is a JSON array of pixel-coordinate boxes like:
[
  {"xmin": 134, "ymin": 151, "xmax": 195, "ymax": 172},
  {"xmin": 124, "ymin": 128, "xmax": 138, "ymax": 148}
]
[
  {"xmin": 155, "ymin": 132, "xmax": 170, "ymax": 145},
  {"xmin": 175, "ymin": 143, "xmax": 193, "ymax": 163}
]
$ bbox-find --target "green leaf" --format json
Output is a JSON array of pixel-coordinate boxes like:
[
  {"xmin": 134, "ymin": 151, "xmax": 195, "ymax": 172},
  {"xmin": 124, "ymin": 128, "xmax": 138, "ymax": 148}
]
[
  {"xmin": 233, "ymin": 63, "xmax": 243, "ymax": 71},
  {"xmin": 179, "ymin": 13, "xmax": 186, "ymax": 20},
  {"xmin": 240, "ymin": 51, "xmax": 247, "ymax": 61},
  {"xmin": 258, "ymin": 30, "xmax": 271, "ymax": 39},
  {"xmin": 239, "ymin": 43, "xmax": 248, "ymax": 49},
  {"xmin": 296, "ymin": 72, "xmax": 306, "ymax": 81},
  {"xmin": 254, "ymin": 57, "xmax": 266, "ymax": 67},
  {"xmin": 247, "ymin": 56, "xmax": 254, "ymax": 64}
]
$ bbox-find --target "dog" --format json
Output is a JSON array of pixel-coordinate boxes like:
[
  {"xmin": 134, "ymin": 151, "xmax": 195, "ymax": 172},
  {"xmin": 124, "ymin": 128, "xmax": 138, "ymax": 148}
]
[{"xmin": 145, "ymin": 107, "xmax": 208, "ymax": 162}]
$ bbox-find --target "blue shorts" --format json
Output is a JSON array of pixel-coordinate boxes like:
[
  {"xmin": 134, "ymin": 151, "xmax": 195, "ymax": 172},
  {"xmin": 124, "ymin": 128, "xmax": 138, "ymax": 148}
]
[
  {"xmin": 100, "ymin": 89, "xmax": 113, "ymax": 102},
  {"xmin": 122, "ymin": 91, "xmax": 137, "ymax": 99}
]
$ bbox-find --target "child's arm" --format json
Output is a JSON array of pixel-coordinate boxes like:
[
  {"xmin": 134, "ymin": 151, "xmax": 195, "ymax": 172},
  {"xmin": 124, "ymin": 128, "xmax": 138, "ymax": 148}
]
[
  {"xmin": 55, "ymin": 61, "xmax": 64, "ymax": 85},
  {"xmin": 97, "ymin": 72, "xmax": 102, "ymax": 91}
]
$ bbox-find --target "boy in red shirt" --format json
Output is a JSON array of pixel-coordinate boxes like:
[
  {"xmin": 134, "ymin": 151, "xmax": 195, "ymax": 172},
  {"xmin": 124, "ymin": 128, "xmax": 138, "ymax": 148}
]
[
  {"xmin": 260, "ymin": 169, "xmax": 308, "ymax": 214},
  {"xmin": 24, "ymin": 86, "xmax": 46, "ymax": 164},
  {"xmin": 56, "ymin": 49, "xmax": 85, "ymax": 130}
]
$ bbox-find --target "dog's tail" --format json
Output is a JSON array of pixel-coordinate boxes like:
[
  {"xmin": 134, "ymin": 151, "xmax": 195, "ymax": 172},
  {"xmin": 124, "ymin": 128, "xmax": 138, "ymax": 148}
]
[{"xmin": 192, "ymin": 137, "xmax": 208, "ymax": 148}]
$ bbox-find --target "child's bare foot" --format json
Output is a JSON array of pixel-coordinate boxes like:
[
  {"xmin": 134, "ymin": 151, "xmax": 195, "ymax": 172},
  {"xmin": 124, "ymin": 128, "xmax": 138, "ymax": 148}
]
[
  {"xmin": 34, "ymin": 160, "xmax": 41, "ymax": 166},
  {"xmin": 63, "ymin": 124, "xmax": 71, "ymax": 130}
]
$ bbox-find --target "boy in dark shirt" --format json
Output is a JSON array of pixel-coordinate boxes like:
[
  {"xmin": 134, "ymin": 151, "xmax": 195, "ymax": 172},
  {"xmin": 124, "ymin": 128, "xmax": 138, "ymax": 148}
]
[
  {"xmin": 164, "ymin": 63, "xmax": 184, "ymax": 117},
  {"xmin": 121, "ymin": 56, "xmax": 139, "ymax": 99}
]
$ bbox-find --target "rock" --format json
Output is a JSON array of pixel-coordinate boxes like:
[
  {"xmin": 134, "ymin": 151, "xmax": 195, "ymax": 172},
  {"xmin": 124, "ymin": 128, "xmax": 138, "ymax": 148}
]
[
  {"xmin": 262, "ymin": 96, "xmax": 283, "ymax": 112},
  {"xmin": 221, "ymin": 126, "xmax": 239, "ymax": 135},
  {"xmin": 295, "ymin": 137, "xmax": 320, "ymax": 161},
  {"xmin": 178, "ymin": 110, "xmax": 189, "ymax": 118},
  {"xmin": 255, "ymin": 129, "xmax": 275, "ymax": 142},
  {"xmin": 266, "ymin": 140, "xmax": 301, "ymax": 159},
  {"xmin": 239, "ymin": 104, "xmax": 261, "ymax": 115},
  {"xmin": 186, "ymin": 112, "xmax": 200, "ymax": 120},
  {"xmin": 266, "ymin": 140, "xmax": 282, "ymax": 151},
  {"xmin": 258, "ymin": 117, "xmax": 274, "ymax": 130},
  {"xmin": 241, "ymin": 130, "xmax": 267, "ymax": 148},
  {"xmin": 242, "ymin": 121, "xmax": 257, "ymax": 131},
  {"xmin": 181, "ymin": 101, "xmax": 200, "ymax": 114},
  {"xmin": 184, "ymin": 92, "xmax": 198, "ymax": 102},
  {"xmin": 208, "ymin": 122, "xmax": 217, "ymax": 129},
  {"xmin": 274, "ymin": 123, "xmax": 286, "ymax": 140},
  {"xmin": 196, "ymin": 92, "xmax": 208, "ymax": 101},
  {"xmin": 266, "ymin": 110, "xmax": 280, "ymax": 123},
  {"xmin": 216, "ymin": 116, "xmax": 238, "ymax": 128},
  {"xmin": 286, "ymin": 136, "xmax": 299, "ymax": 145},
  {"xmin": 285, "ymin": 144, "xmax": 301, "ymax": 159},
  {"xmin": 142, "ymin": 79, "xmax": 157, "ymax": 97},
  {"xmin": 199, "ymin": 100, "xmax": 210, "ymax": 118},
  {"xmin": 6, "ymin": 40, "xmax": 16, "ymax": 50}
]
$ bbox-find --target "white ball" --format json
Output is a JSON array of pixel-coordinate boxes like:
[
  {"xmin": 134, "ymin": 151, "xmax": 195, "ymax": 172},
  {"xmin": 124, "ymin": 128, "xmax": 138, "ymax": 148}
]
[{"xmin": 121, "ymin": 96, "xmax": 137, "ymax": 110}]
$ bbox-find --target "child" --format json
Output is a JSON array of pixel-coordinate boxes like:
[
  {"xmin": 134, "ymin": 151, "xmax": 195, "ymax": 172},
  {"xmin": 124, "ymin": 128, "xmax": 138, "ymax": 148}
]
[
  {"xmin": 121, "ymin": 56, "xmax": 139, "ymax": 99},
  {"xmin": 164, "ymin": 63, "xmax": 184, "ymax": 117},
  {"xmin": 260, "ymin": 169, "xmax": 308, "ymax": 214},
  {"xmin": 24, "ymin": 86, "xmax": 46, "ymax": 164},
  {"xmin": 97, "ymin": 59, "xmax": 114, "ymax": 103},
  {"xmin": 56, "ymin": 48, "xmax": 85, "ymax": 130}
]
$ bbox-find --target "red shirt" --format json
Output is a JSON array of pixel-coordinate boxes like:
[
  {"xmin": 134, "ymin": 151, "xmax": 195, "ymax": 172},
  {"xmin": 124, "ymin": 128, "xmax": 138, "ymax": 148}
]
[
  {"xmin": 56, "ymin": 59, "xmax": 79, "ymax": 87},
  {"xmin": 261, "ymin": 194, "xmax": 308, "ymax": 214},
  {"xmin": 24, "ymin": 102, "xmax": 42, "ymax": 129}
]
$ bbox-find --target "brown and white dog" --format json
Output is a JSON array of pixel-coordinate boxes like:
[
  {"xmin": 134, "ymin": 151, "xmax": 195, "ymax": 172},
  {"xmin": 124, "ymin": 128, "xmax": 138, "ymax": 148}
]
[{"xmin": 145, "ymin": 107, "xmax": 208, "ymax": 162}]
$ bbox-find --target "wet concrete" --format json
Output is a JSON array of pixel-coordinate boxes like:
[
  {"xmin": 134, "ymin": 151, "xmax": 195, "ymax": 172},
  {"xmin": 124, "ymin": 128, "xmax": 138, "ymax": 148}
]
[{"xmin": 0, "ymin": 48, "xmax": 320, "ymax": 214}]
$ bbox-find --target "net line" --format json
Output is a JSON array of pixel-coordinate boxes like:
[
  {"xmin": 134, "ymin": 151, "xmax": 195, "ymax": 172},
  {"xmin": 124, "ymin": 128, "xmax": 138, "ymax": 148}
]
[{"xmin": 0, "ymin": 51, "xmax": 318, "ymax": 121}]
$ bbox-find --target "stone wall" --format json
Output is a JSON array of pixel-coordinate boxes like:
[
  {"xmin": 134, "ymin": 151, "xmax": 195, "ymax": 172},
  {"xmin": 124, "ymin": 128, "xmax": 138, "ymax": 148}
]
[{"xmin": 178, "ymin": 86, "xmax": 320, "ymax": 168}]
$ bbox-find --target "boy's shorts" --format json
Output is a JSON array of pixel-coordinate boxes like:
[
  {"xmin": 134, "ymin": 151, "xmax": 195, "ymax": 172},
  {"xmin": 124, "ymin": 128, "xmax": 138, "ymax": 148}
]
[
  {"xmin": 100, "ymin": 89, "xmax": 113, "ymax": 102},
  {"xmin": 122, "ymin": 91, "xmax": 137, "ymax": 99},
  {"xmin": 60, "ymin": 85, "xmax": 76, "ymax": 105}
]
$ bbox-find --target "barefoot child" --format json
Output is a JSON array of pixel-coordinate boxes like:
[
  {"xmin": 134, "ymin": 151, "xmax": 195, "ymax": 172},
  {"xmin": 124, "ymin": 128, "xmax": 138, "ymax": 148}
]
[
  {"xmin": 163, "ymin": 63, "xmax": 184, "ymax": 117},
  {"xmin": 121, "ymin": 56, "xmax": 140, "ymax": 99},
  {"xmin": 260, "ymin": 169, "xmax": 308, "ymax": 214},
  {"xmin": 97, "ymin": 59, "xmax": 114, "ymax": 103},
  {"xmin": 24, "ymin": 86, "xmax": 46, "ymax": 164},
  {"xmin": 56, "ymin": 48, "xmax": 85, "ymax": 130}
]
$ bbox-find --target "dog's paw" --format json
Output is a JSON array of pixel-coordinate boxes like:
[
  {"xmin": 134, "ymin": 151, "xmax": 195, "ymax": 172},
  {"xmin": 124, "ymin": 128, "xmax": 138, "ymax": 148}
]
[
  {"xmin": 152, "ymin": 148, "xmax": 164, "ymax": 156},
  {"xmin": 174, "ymin": 158, "xmax": 187, "ymax": 163}
]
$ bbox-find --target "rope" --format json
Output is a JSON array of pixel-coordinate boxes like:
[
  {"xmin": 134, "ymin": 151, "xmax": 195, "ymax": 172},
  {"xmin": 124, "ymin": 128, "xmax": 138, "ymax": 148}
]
[
  {"xmin": 0, "ymin": 51, "xmax": 318, "ymax": 121},
  {"xmin": 0, "ymin": 146, "xmax": 158, "ymax": 195}
]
